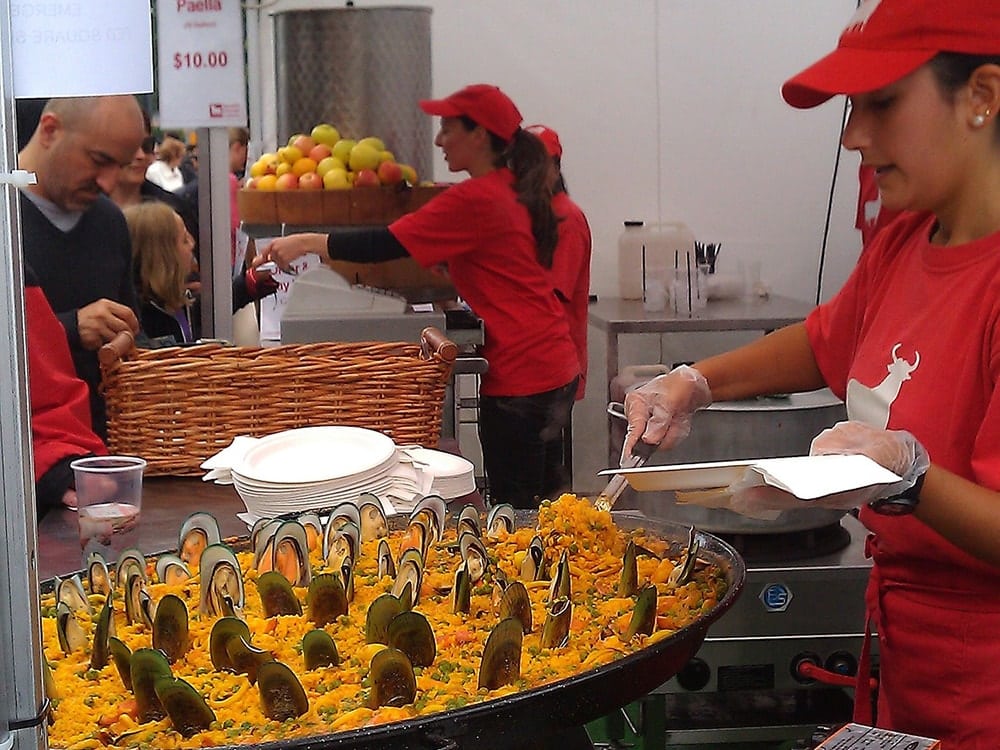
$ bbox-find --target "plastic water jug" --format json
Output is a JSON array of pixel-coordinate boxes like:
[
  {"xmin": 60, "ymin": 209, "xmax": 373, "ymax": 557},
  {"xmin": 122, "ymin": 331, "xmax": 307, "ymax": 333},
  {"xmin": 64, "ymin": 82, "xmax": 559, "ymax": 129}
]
[{"xmin": 617, "ymin": 221, "xmax": 697, "ymax": 301}]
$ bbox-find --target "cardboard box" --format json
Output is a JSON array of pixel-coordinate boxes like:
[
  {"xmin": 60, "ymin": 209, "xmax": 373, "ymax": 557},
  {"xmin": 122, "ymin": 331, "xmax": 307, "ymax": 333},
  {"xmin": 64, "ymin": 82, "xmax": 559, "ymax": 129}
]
[
  {"xmin": 237, "ymin": 184, "xmax": 449, "ymax": 226},
  {"xmin": 815, "ymin": 723, "xmax": 941, "ymax": 749}
]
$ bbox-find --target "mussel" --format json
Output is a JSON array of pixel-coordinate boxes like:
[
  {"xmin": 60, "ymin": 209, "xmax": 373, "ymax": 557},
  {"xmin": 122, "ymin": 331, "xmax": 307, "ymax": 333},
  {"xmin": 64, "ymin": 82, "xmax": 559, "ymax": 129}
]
[
  {"xmin": 177, "ymin": 512, "xmax": 221, "ymax": 567},
  {"xmin": 485, "ymin": 503, "xmax": 516, "ymax": 538},
  {"xmin": 625, "ymin": 584, "xmax": 658, "ymax": 640},
  {"xmin": 57, "ymin": 574, "xmax": 93, "ymax": 616},
  {"xmin": 256, "ymin": 571, "xmax": 302, "ymax": 617},
  {"xmin": 152, "ymin": 594, "xmax": 190, "ymax": 663},
  {"xmin": 265, "ymin": 521, "xmax": 311, "ymax": 586},
  {"xmin": 209, "ymin": 617, "xmax": 252, "ymax": 672},
  {"xmin": 376, "ymin": 538, "xmax": 396, "ymax": 579},
  {"xmin": 459, "ymin": 532, "xmax": 491, "ymax": 583},
  {"xmin": 540, "ymin": 596, "xmax": 572, "ymax": 649},
  {"xmin": 302, "ymin": 629, "xmax": 340, "ymax": 670},
  {"xmin": 198, "ymin": 544, "xmax": 245, "ymax": 618},
  {"xmin": 357, "ymin": 494, "xmax": 389, "ymax": 541},
  {"xmin": 154, "ymin": 676, "xmax": 216, "ymax": 738},
  {"xmin": 115, "ymin": 548, "xmax": 147, "ymax": 588},
  {"xmin": 478, "ymin": 617, "xmax": 523, "ymax": 690},
  {"xmin": 257, "ymin": 660, "xmax": 309, "ymax": 721},
  {"xmin": 306, "ymin": 573, "xmax": 348, "ymax": 626},
  {"xmin": 667, "ymin": 527, "xmax": 700, "ymax": 587},
  {"xmin": 452, "ymin": 562, "xmax": 472, "ymax": 615},
  {"xmin": 296, "ymin": 512, "xmax": 323, "ymax": 552},
  {"xmin": 618, "ymin": 540, "xmax": 638, "ymax": 597},
  {"xmin": 225, "ymin": 636, "xmax": 272, "ymax": 685},
  {"xmin": 391, "ymin": 548, "xmax": 424, "ymax": 609},
  {"xmin": 455, "ymin": 504, "xmax": 481, "ymax": 539},
  {"xmin": 498, "ymin": 581, "xmax": 532, "ymax": 634},
  {"xmin": 109, "ymin": 636, "xmax": 133, "ymax": 691},
  {"xmin": 155, "ymin": 554, "xmax": 193, "ymax": 587},
  {"xmin": 520, "ymin": 535, "xmax": 546, "ymax": 582},
  {"xmin": 130, "ymin": 647, "xmax": 172, "ymax": 722},
  {"xmin": 124, "ymin": 572, "xmax": 154, "ymax": 627},
  {"xmin": 367, "ymin": 647, "xmax": 416, "ymax": 709},
  {"xmin": 55, "ymin": 602, "xmax": 86, "ymax": 654},
  {"xmin": 86, "ymin": 551, "xmax": 112, "ymax": 597},
  {"xmin": 323, "ymin": 521, "xmax": 359, "ymax": 574},
  {"xmin": 386, "ymin": 610, "xmax": 436, "ymax": 668},
  {"xmin": 89, "ymin": 594, "xmax": 115, "ymax": 670},
  {"xmin": 547, "ymin": 549, "xmax": 572, "ymax": 603},
  {"xmin": 365, "ymin": 593, "xmax": 405, "ymax": 645}
]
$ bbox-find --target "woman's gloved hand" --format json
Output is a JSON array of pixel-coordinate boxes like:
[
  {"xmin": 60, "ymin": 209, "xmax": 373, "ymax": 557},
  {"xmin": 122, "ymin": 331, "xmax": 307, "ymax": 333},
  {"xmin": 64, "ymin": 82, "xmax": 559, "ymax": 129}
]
[
  {"xmin": 810, "ymin": 420, "xmax": 929, "ymax": 501},
  {"xmin": 719, "ymin": 420, "xmax": 930, "ymax": 518},
  {"xmin": 621, "ymin": 365, "xmax": 712, "ymax": 464}
]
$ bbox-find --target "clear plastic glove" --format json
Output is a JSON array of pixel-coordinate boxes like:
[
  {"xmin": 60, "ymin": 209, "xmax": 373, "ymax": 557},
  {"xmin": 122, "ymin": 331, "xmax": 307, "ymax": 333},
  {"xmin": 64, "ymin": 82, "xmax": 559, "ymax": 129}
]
[
  {"xmin": 621, "ymin": 365, "xmax": 712, "ymax": 465},
  {"xmin": 810, "ymin": 421, "xmax": 929, "ymax": 502},
  {"xmin": 720, "ymin": 420, "xmax": 929, "ymax": 519}
]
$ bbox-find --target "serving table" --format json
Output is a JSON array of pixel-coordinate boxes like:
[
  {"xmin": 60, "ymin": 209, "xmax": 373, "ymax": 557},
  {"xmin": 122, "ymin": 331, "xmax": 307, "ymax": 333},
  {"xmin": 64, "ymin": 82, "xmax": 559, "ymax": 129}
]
[{"xmin": 38, "ymin": 477, "xmax": 483, "ymax": 580}]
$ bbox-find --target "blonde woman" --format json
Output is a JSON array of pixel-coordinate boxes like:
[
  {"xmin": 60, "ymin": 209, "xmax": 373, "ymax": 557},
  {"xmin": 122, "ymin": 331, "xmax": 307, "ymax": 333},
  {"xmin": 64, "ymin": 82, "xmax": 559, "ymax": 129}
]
[
  {"xmin": 125, "ymin": 202, "xmax": 196, "ymax": 343},
  {"xmin": 144, "ymin": 135, "xmax": 185, "ymax": 193}
]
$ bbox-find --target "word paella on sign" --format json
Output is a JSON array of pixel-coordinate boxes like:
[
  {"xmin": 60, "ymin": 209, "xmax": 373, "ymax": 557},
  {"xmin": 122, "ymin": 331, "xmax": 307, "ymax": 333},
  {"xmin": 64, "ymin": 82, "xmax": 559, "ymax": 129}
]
[{"xmin": 156, "ymin": 0, "xmax": 246, "ymax": 128}]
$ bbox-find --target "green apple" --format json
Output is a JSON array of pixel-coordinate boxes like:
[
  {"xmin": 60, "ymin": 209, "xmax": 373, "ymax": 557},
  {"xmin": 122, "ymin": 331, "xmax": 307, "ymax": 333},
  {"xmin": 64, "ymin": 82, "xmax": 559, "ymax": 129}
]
[
  {"xmin": 310, "ymin": 123, "xmax": 340, "ymax": 147},
  {"xmin": 331, "ymin": 139, "xmax": 356, "ymax": 165}
]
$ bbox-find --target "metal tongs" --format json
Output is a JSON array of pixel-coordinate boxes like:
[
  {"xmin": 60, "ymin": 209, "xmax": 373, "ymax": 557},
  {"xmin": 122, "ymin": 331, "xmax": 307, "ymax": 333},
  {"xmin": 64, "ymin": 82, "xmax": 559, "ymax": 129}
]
[{"xmin": 595, "ymin": 440, "xmax": 657, "ymax": 512}]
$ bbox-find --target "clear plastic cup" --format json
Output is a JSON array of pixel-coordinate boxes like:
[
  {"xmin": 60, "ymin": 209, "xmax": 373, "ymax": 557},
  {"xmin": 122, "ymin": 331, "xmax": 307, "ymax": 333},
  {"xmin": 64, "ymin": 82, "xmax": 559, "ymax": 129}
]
[{"xmin": 70, "ymin": 456, "xmax": 146, "ymax": 563}]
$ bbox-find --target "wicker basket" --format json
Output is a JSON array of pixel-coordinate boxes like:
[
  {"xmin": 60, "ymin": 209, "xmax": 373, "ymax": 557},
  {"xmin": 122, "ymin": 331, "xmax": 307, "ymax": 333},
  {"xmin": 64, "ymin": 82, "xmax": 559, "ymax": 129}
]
[{"xmin": 98, "ymin": 327, "xmax": 458, "ymax": 477}]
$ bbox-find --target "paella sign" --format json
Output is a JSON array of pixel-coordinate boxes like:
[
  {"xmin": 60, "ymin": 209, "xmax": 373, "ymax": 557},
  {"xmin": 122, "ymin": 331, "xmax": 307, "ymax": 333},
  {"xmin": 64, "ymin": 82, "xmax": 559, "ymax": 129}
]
[
  {"xmin": 41, "ymin": 495, "xmax": 734, "ymax": 748},
  {"xmin": 155, "ymin": 0, "xmax": 246, "ymax": 128}
]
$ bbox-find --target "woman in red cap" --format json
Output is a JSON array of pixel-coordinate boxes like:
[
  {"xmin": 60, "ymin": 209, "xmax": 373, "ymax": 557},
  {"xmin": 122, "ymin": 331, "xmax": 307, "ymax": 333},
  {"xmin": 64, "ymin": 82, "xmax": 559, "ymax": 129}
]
[
  {"xmin": 265, "ymin": 84, "xmax": 580, "ymax": 510},
  {"xmin": 621, "ymin": 1, "xmax": 1000, "ymax": 746}
]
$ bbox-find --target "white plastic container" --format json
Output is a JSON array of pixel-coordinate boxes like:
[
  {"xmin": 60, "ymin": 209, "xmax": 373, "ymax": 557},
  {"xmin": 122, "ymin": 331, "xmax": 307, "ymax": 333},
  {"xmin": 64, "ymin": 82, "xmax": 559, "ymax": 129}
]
[{"xmin": 617, "ymin": 221, "xmax": 697, "ymax": 301}]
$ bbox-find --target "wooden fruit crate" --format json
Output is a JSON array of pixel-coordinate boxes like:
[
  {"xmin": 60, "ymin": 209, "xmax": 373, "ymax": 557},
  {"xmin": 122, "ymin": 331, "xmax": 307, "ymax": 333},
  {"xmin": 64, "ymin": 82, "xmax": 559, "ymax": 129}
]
[{"xmin": 237, "ymin": 184, "xmax": 449, "ymax": 226}]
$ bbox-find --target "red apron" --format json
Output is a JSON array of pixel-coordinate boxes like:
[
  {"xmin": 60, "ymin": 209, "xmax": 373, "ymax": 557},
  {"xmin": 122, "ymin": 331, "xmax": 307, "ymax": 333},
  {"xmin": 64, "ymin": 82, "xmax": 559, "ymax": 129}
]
[{"xmin": 856, "ymin": 529, "xmax": 1000, "ymax": 749}]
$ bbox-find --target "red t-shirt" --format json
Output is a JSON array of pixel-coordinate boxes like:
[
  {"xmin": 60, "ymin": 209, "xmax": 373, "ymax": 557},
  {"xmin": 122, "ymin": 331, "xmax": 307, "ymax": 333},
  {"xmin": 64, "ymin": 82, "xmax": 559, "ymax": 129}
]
[
  {"xmin": 551, "ymin": 192, "xmax": 591, "ymax": 400},
  {"xmin": 390, "ymin": 170, "xmax": 579, "ymax": 397}
]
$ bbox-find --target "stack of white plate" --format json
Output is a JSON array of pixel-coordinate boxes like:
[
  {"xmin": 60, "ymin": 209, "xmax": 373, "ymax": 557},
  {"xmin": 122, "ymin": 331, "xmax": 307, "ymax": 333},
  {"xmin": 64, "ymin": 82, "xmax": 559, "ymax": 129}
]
[
  {"xmin": 230, "ymin": 426, "xmax": 400, "ymax": 517},
  {"xmin": 402, "ymin": 447, "xmax": 477, "ymax": 500}
]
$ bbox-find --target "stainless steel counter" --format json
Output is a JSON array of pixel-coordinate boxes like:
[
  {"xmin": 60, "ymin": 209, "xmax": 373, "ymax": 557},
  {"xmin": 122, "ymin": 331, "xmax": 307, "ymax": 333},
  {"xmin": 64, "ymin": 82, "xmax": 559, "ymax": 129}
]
[{"xmin": 587, "ymin": 295, "xmax": 816, "ymax": 399}]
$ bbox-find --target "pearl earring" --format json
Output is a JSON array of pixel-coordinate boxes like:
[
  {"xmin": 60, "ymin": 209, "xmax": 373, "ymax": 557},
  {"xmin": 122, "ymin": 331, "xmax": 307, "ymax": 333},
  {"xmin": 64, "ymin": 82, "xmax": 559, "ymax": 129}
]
[{"xmin": 973, "ymin": 114, "xmax": 986, "ymax": 127}]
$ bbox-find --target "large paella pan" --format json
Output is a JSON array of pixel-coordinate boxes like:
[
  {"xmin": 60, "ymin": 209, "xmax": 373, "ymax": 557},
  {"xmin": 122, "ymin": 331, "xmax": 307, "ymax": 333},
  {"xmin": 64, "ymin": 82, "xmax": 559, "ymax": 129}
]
[{"xmin": 41, "ymin": 495, "xmax": 745, "ymax": 750}]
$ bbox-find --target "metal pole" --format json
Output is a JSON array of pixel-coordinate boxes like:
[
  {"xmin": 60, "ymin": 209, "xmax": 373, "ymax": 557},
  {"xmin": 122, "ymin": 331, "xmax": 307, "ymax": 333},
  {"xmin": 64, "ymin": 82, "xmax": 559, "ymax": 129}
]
[{"xmin": 0, "ymin": 0, "xmax": 49, "ymax": 747}]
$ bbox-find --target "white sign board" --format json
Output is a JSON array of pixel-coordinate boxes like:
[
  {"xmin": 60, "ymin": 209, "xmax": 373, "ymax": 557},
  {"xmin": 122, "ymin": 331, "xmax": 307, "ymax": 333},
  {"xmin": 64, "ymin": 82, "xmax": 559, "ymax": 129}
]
[
  {"xmin": 11, "ymin": 2, "xmax": 153, "ymax": 96},
  {"xmin": 155, "ymin": 0, "xmax": 246, "ymax": 128}
]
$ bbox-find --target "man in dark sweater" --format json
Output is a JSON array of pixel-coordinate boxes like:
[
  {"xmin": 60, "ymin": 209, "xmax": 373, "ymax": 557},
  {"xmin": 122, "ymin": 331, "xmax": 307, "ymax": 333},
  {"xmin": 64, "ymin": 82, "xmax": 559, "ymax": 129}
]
[{"xmin": 17, "ymin": 95, "xmax": 144, "ymax": 439}]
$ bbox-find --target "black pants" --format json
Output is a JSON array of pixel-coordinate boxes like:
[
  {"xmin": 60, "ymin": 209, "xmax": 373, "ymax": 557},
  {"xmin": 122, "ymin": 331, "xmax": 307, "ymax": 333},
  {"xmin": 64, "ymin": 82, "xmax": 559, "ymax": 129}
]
[{"xmin": 478, "ymin": 377, "xmax": 579, "ymax": 509}]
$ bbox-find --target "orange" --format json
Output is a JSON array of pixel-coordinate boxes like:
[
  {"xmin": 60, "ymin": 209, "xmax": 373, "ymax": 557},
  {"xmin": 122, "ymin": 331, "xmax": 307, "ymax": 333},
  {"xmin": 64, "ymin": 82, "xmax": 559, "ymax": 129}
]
[
  {"xmin": 292, "ymin": 157, "xmax": 318, "ymax": 177},
  {"xmin": 255, "ymin": 174, "xmax": 278, "ymax": 191}
]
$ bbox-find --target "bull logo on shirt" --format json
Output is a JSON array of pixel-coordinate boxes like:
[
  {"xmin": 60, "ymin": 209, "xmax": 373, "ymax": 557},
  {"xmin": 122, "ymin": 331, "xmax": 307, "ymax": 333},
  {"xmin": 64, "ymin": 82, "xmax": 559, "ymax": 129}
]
[{"xmin": 846, "ymin": 343, "xmax": 920, "ymax": 429}]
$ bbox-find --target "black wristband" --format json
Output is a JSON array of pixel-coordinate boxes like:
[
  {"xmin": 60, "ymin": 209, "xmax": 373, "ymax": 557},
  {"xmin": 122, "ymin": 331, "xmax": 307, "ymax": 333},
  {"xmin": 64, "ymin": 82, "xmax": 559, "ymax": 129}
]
[{"xmin": 868, "ymin": 471, "xmax": 925, "ymax": 516}]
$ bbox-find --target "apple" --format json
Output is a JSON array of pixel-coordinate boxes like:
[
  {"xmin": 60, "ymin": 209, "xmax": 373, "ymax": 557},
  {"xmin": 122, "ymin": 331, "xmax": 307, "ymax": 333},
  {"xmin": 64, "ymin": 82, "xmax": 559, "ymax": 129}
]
[
  {"xmin": 275, "ymin": 172, "xmax": 300, "ymax": 190},
  {"xmin": 331, "ymin": 139, "xmax": 356, "ymax": 165},
  {"xmin": 353, "ymin": 168, "xmax": 380, "ymax": 187},
  {"xmin": 399, "ymin": 163, "xmax": 418, "ymax": 185},
  {"xmin": 377, "ymin": 160, "xmax": 404, "ymax": 186},
  {"xmin": 291, "ymin": 134, "xmax": 317, "ymax": 156},
  {"xmin": 308, "ymin": 144, "xmax": 333, "ymax": 163},
  {"xmin": 316, "ymin": 156, "xmax": 346, "ymax": 177},
  {"xmin": 310, "ymin": 123, "xmax": 340, "ymax": 147},
  {"xmin": 378, "ymin": 150, "xmax": 395, "ymax": 165},
  {"xmin": 278, "ymin": 145, "xmax": 303, "ymax": 165},
  {"xmin": 323, "ymin": 168, "xmax": 351, "ymax": 190},
  {"xmin": 275, "ymin": 161, "xmax": 293, "ymax": 177},
  {"xmin": 298, "ymin": 172, "xmax": 323, "ymax": 190},
  {"xmin": 348, "ymin": 143, "xmax": 381, "ymax": 172},
  {"xmin": 357, "ymin": 136, "xmax": 386, "ymax": 153}
]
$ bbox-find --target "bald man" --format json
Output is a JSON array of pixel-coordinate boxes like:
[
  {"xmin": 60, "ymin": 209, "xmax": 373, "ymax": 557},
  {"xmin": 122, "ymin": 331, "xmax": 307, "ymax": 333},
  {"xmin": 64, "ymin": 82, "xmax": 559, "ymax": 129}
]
[{"xmin": 18, "ymin": 95, "xmax": 145, "ymax": 439}]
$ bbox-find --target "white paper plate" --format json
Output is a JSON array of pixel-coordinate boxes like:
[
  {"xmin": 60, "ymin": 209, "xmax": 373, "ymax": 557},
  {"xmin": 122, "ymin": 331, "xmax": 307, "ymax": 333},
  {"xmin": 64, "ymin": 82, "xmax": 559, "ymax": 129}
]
[
  {"xmin": 600, "ymin": 460, "xmax": 751, "ymax": 492},
  {"xmin": 600, "ymin": 455, "xmax": 900, "ymax": 500},
  {"xmin": 235, "ymin": 426, "xmax": 396, "ymax": 484},
  {"xmin": 405, "ymin": 447, "xmax": 475, "ymax": 479}
]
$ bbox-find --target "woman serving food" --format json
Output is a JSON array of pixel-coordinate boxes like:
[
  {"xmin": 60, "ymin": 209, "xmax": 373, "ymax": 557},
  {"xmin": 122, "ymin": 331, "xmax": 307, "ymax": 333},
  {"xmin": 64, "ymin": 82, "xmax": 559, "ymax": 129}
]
[{"xmin": 623, "ymin": 1, "xmax": 1000, "ymax": 746}]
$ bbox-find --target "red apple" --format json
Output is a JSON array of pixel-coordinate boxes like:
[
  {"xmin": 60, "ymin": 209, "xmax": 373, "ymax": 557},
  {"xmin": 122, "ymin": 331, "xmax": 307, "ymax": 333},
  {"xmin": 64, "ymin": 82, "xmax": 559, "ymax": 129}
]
[
  {"xmin": 308, "ymin": 144, "xmax": 333, "ymax": 163},
  {"xmin": 291, "ymin": 134, "xmax": 316, "ymax": 155},
  {"xmin": 298, "ymin": 172, "xmax": 323, "ymax": 190},
  {"xmin": 275, "ymin": 172, "xmax": 300, "ymax": 190},
  {"xmin": 353, "ymin": 168, "xmax": 380, "ymax": 187},
  {"xmin": 377, "ymin": 160, "xmax": 404, "ymax": 186}
]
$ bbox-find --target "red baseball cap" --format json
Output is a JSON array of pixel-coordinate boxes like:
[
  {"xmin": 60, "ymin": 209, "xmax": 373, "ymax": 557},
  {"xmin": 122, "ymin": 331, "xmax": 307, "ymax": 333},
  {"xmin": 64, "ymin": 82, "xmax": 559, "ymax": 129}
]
[
  {"xmin": 525, "ymin": 124, "xmax": 562, "ymax": 158},
  {"xmin": 782, "ymin": 0, "xmax": 1000, "ymax": 109},
  {"xmin": 419, "ymin": 84, "xmax": 522, "ymax": 141}
]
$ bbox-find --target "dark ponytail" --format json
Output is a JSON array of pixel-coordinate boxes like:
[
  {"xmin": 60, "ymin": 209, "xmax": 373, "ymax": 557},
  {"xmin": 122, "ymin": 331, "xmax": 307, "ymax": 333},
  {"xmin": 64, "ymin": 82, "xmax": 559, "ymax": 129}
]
[
  {"xmin": 458, "ymin": 116, "xmax": 561, "ymax": 267},
  {"xmin": 506, "ymin": 129, "xmax": 559, "ymax": 268}
]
